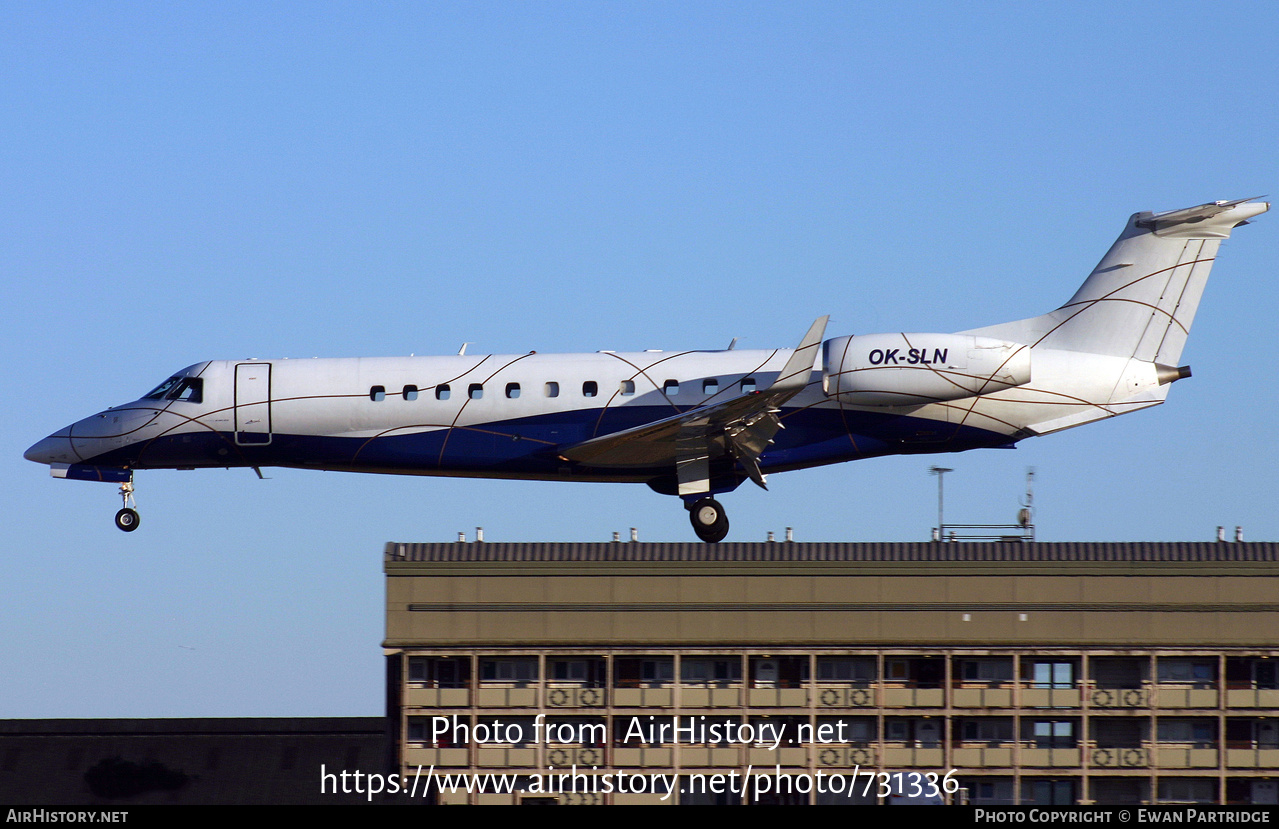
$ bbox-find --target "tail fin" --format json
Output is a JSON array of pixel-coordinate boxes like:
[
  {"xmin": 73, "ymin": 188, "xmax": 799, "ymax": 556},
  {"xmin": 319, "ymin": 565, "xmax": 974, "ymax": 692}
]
[{"xmin": 966, "ymin": 199, "xmax": 1268, "ymax": 362}]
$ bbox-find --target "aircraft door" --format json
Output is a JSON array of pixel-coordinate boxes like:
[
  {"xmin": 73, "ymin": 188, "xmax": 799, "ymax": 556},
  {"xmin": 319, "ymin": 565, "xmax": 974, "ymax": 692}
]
[{"xmin": 235, "ymin": 363, "xmax": 272, "ymax": 445}]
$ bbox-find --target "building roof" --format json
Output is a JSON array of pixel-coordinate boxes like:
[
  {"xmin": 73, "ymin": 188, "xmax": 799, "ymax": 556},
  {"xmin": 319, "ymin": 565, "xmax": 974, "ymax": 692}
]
[{"xmin": 385, "ymin": 540, "xmax": 1278, "ymax": 564}]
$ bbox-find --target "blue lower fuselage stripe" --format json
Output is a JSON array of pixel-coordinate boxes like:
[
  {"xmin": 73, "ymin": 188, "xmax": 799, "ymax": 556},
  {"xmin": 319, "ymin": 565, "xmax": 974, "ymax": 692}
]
[{"xmin": 77, "ymin": 406, "xmax": 1013, "ymax": 479}]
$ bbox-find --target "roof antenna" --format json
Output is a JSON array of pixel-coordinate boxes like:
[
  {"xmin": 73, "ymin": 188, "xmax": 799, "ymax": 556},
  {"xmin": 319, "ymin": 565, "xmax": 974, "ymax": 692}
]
[{"xmin": 1018, "ymin": 467, "xmax": 1035, "ymax": 539}]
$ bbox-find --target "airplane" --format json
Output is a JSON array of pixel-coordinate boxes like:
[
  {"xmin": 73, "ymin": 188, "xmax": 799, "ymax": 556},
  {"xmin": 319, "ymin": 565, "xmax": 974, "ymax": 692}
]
[{"xmin": 25, "ymin": 198, "xmax": 1267, "ymax": 542}]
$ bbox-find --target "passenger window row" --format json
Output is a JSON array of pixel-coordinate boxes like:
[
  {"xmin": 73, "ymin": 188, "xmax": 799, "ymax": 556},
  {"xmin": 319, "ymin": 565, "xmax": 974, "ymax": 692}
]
[{"xmin": 369, "ymin": 377, "xmax": 757, "ymax": 402}]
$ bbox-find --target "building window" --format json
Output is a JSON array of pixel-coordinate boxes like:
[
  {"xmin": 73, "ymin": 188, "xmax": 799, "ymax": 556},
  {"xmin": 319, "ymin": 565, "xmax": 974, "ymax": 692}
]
[
  {"xmin": 817, "ymin": 657, "xmax": 876, "ymax": 683},
  {"xmin": 370, "ymin": 386, "xmax": 385, "ymax": 402},
  {"xmin": 480, "ymin": 658, "xmax": 538, "ymax": 684},
  {"xmin": 506, "ymin": 383, "xmax": 520, "ymax": 399},
  {"xmin": 1158, "ymin": 659, "xmax": 1216, "ymax": 685},
  {"xmin": 1158, "ymin": 719, "xmax": 1215, "ymax": 747},
  {"xmin": 1029, "ymin": 661, "xmax": 1075, "ymax": 689},
  {"xmin": 961, "ymin": 659, "xmax": 1013, "ymax": 684},
  {"xmin": 582, "ymin": 381, "xmax": 597, "ymax": 398},
  {"xmin": 403, "ymin": 385, "xmax": 418, "ymax": 401},
  {"xmin": 436, "ymin": 384, "xmax": 450, "ymax": 401},
  {"xmin": 681, "ymin": 658, "xmax": 741, "ymax": 684},
  {"xmin": 614, "ymin": 657, "xmax": 674, "ymax": 687},
  {"xmin": 469, "ymin": 384, "xmax": 483, "ymax": 400},
  {"xmin": 407, "ymin": 656, "xmax": 468, "ymax": 688},
  {"xmin": 545, "ymin": 382, "xmax": 559, "ymax": 398},
  {"xmin": 1030, "ymin": 720, "xmax": 1075, "ymax": 748}
]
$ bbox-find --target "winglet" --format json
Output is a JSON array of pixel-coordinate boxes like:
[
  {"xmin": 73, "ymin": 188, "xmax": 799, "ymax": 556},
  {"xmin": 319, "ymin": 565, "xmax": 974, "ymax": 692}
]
[{"xmin": 769, "ymin": 316, "xmax": 829, "ymax": 394}]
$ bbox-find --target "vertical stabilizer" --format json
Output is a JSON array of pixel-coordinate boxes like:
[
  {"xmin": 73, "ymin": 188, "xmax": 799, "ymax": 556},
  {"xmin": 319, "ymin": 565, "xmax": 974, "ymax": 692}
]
[{"xmin": 966, "ymin": 199, "xmax": 1267, "ymax": 363}]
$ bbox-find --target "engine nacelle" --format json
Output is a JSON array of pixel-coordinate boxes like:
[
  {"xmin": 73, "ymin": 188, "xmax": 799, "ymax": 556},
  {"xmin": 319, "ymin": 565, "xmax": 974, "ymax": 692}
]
[{"xmin": 823, "ymin": 333, "xmax": 1032, "ymax": 406}]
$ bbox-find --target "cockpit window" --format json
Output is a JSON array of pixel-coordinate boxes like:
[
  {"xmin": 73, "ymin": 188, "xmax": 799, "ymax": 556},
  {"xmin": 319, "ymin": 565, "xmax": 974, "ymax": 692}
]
[
  {"xmin": 143, "ymin": 376, "xmax": 182, "ymax": 400},
  {"xmin": 169, "ymin": 378, "xmax": 203, "ymax": 403},
  {"xmin": 143, "ymin": 376, "xmax": 202, "ymax": 403}
]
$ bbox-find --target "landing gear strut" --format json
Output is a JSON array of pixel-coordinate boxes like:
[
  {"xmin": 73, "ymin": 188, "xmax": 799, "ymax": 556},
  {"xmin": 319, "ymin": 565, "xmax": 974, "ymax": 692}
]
[
  {"xmin": 114, "ymin": 479, "xmax": 139, "ymax": 532},
  {"xmin": 688, "ymin": 497, "xmax": 729, "ymax": 543}
]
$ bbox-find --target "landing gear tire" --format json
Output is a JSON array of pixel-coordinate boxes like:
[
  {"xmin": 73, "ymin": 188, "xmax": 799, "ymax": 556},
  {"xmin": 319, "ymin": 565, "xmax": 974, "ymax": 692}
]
[
  {"xmin": 689, "ymin": 497, "xmax": 729, "ymax": 543},
  {"xmin": 114, "ymin": 508, "xmax": 140, "ymax": 532}
]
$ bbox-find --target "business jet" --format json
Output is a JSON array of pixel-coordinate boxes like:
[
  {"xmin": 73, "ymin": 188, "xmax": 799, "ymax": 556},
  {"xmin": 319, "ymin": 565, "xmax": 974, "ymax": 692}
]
[{"xmin": 25, "ymin": 199, "xmax": 1267, "ymax": 541}]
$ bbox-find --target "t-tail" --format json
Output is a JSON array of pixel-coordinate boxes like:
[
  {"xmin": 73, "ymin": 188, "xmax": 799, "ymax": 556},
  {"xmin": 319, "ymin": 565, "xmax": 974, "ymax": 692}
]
[
  {"xmin": 969, "ymin": 198, "xmax": 1268, "ymax": 364},
  {"xmin": 953, "ymin": 198, "xmax": 1268, "ymax": 437}
]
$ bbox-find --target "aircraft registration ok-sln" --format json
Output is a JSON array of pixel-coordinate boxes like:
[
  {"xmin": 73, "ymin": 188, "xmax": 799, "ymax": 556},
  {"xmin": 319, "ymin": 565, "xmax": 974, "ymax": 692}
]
[{"xmin": 26, "ymin": 199, "xmax": 1268, "ymax": 541}]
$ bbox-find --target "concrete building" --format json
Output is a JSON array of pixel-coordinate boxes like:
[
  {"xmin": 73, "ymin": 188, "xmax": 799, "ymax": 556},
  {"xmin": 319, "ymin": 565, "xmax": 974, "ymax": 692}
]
[
  {"xmin": 384, "ymin": 541, "xmax": 1279, "ymax": 805},
  {"xmin": 0, "ymin": 717, "xmax": 387, "ymax": 805}
]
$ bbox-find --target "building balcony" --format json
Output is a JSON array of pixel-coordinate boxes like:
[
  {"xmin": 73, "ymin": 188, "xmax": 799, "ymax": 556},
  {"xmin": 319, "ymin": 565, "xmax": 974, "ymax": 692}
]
[
  {"xmin": 1087, "ymin": 686, "xmax": 1148, "ymax": 709},
  {"xmin": 611, "ymin": 687, "xmax": 674, "ymax": 707},
  {"xmin": 404, "ymin": 746, "xmax": 469, "ymax": 767},
  {"xmin": 814, "ymin": 686, "xmax": 876, "ymax": 708},
  {"xmin": 475, "ymin": 687, "xmax": 537, "ymax": 707},
  {"xmin": 1019, "ymin": 747, "xmax": 1081, "ymax": 767},
  {"xmin": 404, "ymin": 686, "xmax": 470, "ymax": 707},
  {"xmin": 1225, "ymin": 748, "xmax": 1279, "ymax": 768},
  {"xmin": 813, "ymin": 745, "xmax": 877, "ymax": 768},
  {"xmin": 678, "ymin": 688, "xmax": 742, "ymax": 708},
  {"xmin": 881, "ymin": 688, "xmax": 945, "ymax": 708},
  {"xmin": 1021, "ymin": 688, "xmax": 1081, "ymax": 709},
  {"xmin": 746, "ymin": 688, "xmax": 808, "ymax": 707},
  {"xmin": 544, "ymin": 686, "xmax": 606, "ymax": 708},
  {"xmin": 880, "ymin": 744, "xmax": 945, "ymax": 767},
  {"xmin": 612, "ymin": 747, "xmax": 674, "ymax": 767},
  {"xmin": 1155, "ymin": 747, "xmax": 1219, "ymax": 768},
  {"xmin": 1226, "ymin": 689, "xmax": 1279, "ymax": 709},
  {"xmin": 678, "ymin": 747, "xmax": 741, "ymax": 767},
  {"xmin": 953, "ymin": 687, "xmax": 1014, "ymax": 708},
  {"xmin": 952, "ymin": 745, "xmax": 1015, "ymax": 767},
  {"xmin": 1156, "ymin": 687, "xmax": 1219, "ymax": 709},
  {"xmin": 1089, "ymin": 745, "xmax": 1148, "ymax": 768}
]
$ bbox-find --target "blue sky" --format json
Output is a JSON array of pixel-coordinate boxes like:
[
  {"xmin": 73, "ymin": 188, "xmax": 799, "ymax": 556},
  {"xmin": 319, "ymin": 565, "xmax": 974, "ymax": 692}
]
[{"xmin": 3, "ymin": 3, "xmax": 1276, "ymax": 718}]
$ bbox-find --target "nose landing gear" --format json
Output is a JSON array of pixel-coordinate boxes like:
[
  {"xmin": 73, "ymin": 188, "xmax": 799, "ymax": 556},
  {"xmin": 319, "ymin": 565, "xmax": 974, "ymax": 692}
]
[
  {"xmin": 688, "ymin": 497, "xmax": 729, "ymax": 543},
  {"xmin": 114, "ymin": 479, "xmax": 140, "ymax": 532}
]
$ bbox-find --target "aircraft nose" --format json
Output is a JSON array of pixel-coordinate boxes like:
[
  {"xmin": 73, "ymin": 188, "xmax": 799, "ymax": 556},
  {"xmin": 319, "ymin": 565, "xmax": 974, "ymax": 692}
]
[{"xmin": 25, "ymin": 433, "xmax": 75, "ymax": 465}]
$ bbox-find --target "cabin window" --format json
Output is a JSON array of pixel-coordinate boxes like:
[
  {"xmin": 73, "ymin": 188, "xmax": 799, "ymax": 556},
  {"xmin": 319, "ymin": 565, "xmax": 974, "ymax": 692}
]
[
  {"xmin": 619, "ymin": 380, "xmax": 635, "ymax": 396},
  {"xmin": 741, "ymin": 377, "xmax": 757, "ymax": 393},
  {"xmin": 436, "ymin": 384, "xmax": 450, "ymax": 401},
  {"xmin": 506, "ymin": 383, "xmax": 520, "ymax": 399},
  {"xmin": 469, "ymin": 384, "xmax": 483, "ymax": 400},
  {"xmin": 403, "ymin": 385, "xmax": 418, "ymax": 401},
  {"xmin": 663, "ymin": 380, "xmax": 679, "ymax": 396},
  {"xmin": 370, "ymin": 386, "xmax": 386, "ymax": 402},
  {"xmin": 583, "ymin": 381, "xmax": 598, "ymax": 398},
  {"xmin": 703, "ymin": 379, "xmax": 719, "ymax": 395},
  {"xmin": 545, "ymin": 382, "xmax": 559, "ymax": 398}
]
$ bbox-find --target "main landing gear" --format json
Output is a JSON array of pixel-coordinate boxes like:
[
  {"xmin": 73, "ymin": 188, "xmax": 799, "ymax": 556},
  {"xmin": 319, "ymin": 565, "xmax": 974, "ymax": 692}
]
[
  {"xmin": 114, "ymin": 479, "xmax": 140, "ymax": 532},
  {"xmin": 688, "ymin": 497, "xmax": 729, "ymax": 543}
]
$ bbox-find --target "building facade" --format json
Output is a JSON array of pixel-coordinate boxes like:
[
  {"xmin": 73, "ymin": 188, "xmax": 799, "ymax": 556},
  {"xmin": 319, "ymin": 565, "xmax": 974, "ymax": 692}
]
[{"xmin": 384, "ymin": 542, "xmax": 1279, "ymax": 805}]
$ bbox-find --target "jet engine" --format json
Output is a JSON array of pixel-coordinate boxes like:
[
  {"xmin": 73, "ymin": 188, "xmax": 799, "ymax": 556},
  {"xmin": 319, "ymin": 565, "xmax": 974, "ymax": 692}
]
[{"xmin": 823, "ymin": 333, "xmax": 1031, "ymax": 406}]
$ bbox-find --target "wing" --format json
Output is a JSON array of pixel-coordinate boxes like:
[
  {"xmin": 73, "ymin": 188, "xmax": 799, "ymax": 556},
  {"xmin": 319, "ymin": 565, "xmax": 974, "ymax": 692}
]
[{"xmin": 558, "ymin": 316, "xmax": 829, "ymax": 494}]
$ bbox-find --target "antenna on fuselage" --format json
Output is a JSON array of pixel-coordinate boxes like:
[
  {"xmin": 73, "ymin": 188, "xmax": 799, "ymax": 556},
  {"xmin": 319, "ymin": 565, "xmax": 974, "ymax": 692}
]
[
  {"xmin": 726, "ymin": 337, "xmax": 738, "ymax": 350},
  {"xmin": 458, "ymin": 343, "xmax": 471, "ymax": 356}
]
